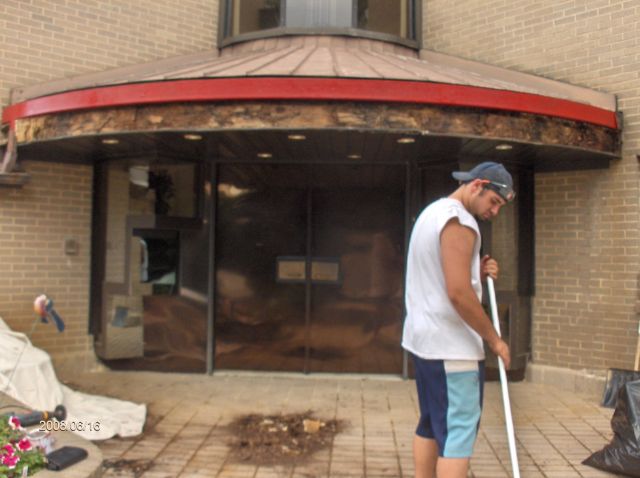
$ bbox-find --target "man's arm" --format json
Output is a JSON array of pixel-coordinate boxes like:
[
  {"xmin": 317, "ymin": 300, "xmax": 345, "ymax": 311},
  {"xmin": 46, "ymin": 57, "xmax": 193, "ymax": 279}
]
[{"xmin": 440, "ymin": 218, "xmax": 511, "ymax": 368}]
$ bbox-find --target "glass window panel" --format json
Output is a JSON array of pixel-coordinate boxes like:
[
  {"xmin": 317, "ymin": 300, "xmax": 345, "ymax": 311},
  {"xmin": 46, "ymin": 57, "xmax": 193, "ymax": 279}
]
[
  {"xmin": 357, "ymin": 0, "xmax": 407, "ymax": 37},
  {"xmin": 136, "ymin": 232, "xmax": 179, "ymax": 295},
  {"xmin": 147, "ymin": 164, "xmax": 196, "ymax": 217},
  {"xmin": 100, "ymin": 159, "xmax": 206, "ymax": 371},
  {"xmin": 104, "ymin": 165, "xmax": 130, "ymax": 283},
  {"xmin": 285, "ymin": 0, "xmax": 352, "ymax": 28},
  {"xmin": 105, "ymin": 161, "xmax": 197, "ymax": 284},
  {"xmin": 105, "ymin": 162, "xmax": 173, "ymax": 284},
  {"xmin": 225, "ymin": 0, "xmax": 415, "ymax": 41},
  {"xmin": 230, "ymin": 0, "xmax": 282, "ymax": 36}
]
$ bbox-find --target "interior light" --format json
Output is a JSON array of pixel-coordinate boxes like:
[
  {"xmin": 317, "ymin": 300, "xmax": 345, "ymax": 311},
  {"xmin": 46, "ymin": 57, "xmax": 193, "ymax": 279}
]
[
  {"xmin": 257, "ymin": 152, "xmax": 273, "ymax": 159},
  {"xmin": 496, "ymin": 143, "xmax": 513, "ymax": 151},
  {"xmin": 101, "ymin": 138, "xmax": 119, "ymax": 145},
  {"xmin": 288, "ymin": 134, "xmax": 306, "ymax": 141},
  {"xmin": 218, "ymin": 183, "xmax": 251, "ymax": 198},
  {"xmin": 129, "ymin": 166, "xmax": 149, "ymax": 188},
  {"xmin": 184, "ymin": 133, "xmax": 202, "ymax": 141},
  {"xmin": 397, "ymin": 137, "xmax": 415, "ymax": 144},
  {"xmin": 347, "ymin": 154, "xmax": 362, "ymax": 160}
]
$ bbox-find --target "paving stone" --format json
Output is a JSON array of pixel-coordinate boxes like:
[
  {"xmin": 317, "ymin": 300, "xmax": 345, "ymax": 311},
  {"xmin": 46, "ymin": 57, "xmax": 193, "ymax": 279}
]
[{"xmin": 57, "ymin": 371, "xmax": 625, "ymax": 477}]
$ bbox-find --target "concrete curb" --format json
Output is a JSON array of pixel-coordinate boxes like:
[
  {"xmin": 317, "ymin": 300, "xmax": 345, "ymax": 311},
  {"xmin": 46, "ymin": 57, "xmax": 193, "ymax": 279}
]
[
  {"xmin": 1, "ymin": 393, "xmax": 103, "ymax": 478},
  {"xmin": 526, "ymin": 362, "xmax": 607, "ymax": 401},
  {"xmin": 35, "ymin": 430, "xmax": 103, "ymax": 478}
]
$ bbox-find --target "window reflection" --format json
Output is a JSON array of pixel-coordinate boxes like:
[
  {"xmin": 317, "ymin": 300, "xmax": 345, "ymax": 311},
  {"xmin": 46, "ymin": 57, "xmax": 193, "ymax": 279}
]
[
  {"xmin": 226, "ymin": 0, "xmax": 414, "ymax": 42},
  {"xmin": 230, "ymin": 0, "xmax": 282, "ymax": 36},
  {"xmin": 128, "ymin": 163, "xmax": 196, "ymax": 217},
  {"xmin": 286, "ymin": 0, "xmax": 352, "ymax": 28},
  {"xmin": 100, "ymin": 159, "xmax": 203, "ymax": 367},
  {"xmin": 357, "ymin": 0, "xmax": 407, "ymax": 37},
  {"xmin": 136, "ymin": 232, "xmax": 178, "ymax": 295}
]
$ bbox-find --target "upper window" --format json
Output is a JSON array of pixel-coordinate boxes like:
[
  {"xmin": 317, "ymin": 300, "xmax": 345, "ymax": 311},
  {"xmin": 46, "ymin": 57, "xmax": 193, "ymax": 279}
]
[{"xmin": 222, "ymin": 0, "xmax": 418, "ymax": 47}]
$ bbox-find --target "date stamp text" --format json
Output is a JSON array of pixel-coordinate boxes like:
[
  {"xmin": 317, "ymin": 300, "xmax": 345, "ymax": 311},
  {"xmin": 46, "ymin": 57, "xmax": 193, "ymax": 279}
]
[{"xmin": 39, "ymin": 420, "xmax": 101, "ymax": 432}]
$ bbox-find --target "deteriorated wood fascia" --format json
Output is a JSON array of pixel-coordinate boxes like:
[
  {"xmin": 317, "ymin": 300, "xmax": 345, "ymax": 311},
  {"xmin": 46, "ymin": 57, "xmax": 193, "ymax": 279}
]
[
  {"xmin": 1, "ymin": 128, "xmax": 17, "ymax": 173},
  {"xmin": 0, "ymin": 127, "xmax": 30, "ymax": 187},
  {"xmin": 14, "ymin": 101, "xmax": 620, "ymax": 156}
]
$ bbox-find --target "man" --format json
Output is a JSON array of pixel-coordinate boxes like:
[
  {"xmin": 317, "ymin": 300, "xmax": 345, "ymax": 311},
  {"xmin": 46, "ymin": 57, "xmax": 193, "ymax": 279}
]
[{"xmin": 402, "ymin": 161, "xmax": 515, "ymax": 478}]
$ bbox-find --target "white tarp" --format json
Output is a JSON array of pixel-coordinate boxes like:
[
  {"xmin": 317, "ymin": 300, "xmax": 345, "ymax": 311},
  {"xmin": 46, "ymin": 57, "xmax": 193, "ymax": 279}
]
[{"xmin": 0, "ymin": 317, "xmax": 146, "ymax": 440}]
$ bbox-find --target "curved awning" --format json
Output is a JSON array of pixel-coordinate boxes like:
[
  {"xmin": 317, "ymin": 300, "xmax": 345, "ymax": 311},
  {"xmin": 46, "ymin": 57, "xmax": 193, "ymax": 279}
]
[
  {"xmin": 1, "ymin": 36, "xmax": 621, "ymax": 173},
  {"xmin": 4, "ymin": 36, "xmax": 618, "ymax": 125},
  {"xmin": 2, "ymin": 77, "xmax": 618, "ymax": 129}
]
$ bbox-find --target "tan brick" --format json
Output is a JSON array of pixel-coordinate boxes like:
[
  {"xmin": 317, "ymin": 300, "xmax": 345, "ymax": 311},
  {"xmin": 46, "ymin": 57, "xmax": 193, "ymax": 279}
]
[
  {"xmin": 1, "ymin": 0, "xmax": 639, "ymax": 376},
  {"xmin": 430, "ymin": 1, "xmax": 640, "ymax": 373}
]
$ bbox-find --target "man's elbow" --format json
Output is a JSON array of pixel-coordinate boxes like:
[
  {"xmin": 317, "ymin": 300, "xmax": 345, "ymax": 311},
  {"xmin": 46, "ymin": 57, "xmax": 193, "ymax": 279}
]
[{"xmin": 446, "ymin": 286, "xmax": 466, "ymax": 308}]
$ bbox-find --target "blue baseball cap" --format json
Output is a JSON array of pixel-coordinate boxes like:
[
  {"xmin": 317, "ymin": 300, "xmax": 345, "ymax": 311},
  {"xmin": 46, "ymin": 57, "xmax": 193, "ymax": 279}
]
[{"xmin": 452, "ymin": 162, "xmax": 515, "ymax": 202}]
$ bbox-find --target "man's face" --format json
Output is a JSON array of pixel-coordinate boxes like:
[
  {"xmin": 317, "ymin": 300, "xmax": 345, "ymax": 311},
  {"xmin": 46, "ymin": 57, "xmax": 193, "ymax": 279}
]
[{"xmin": 470, "ymin": 183, "xmax": 506, "ymax": 221}]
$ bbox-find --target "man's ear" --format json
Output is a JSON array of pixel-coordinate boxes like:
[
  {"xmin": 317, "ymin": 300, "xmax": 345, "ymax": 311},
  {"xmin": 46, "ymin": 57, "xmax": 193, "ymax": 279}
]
[{"xmin": 470, "ymin": 178, "xmax": 489, "ymax": 193}]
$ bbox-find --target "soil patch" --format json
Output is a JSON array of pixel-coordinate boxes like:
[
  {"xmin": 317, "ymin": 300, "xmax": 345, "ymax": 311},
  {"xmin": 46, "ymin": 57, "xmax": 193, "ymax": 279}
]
[{"xmin": 226, "ymin": 411, "xmax": 342, "ymax": 465}]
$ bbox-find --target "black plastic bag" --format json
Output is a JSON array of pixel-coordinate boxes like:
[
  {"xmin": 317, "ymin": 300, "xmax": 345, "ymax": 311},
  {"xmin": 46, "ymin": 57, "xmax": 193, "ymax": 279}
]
[
  {"xmin": 46, "ymin": 446, "xmax": 88, "ymax": 471},
  {"xmin": 602, "ymin": 369, "xmax": 640, "ymax": 408},
  {"xmin": 583, "ymin": 379, "xmax": 640, "ymax": 476}
]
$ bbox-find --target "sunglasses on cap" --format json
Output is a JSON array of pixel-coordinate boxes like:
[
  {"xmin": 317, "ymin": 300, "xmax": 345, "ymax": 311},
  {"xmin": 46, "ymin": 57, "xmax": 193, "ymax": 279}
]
[{"xmin": 484, "ymin": 180, "xmax": 516, "ymax": 202}]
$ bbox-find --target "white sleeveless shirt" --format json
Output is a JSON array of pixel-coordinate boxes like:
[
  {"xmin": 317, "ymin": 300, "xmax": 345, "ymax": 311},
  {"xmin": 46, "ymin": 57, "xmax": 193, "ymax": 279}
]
[{"xmin": 401, "ymin": 198, "xmax": 485, "ymax": 360}]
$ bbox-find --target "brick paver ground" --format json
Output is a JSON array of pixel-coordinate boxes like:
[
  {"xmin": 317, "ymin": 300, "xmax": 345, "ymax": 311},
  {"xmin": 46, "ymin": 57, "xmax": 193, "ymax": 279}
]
[{"xmin": 67, "ymin": 371, "xmax": 619, "ymax": 477}]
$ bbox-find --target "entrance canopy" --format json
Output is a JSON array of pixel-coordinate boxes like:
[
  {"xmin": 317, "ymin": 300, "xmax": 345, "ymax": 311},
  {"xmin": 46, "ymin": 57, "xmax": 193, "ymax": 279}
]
[{"xmin": 1, "ymin": 36, "xmax": 621, "ymax": 172}]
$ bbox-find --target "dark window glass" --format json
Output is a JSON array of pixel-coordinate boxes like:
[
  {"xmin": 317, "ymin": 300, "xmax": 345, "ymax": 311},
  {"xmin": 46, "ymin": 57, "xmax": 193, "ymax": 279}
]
[
  {"xmin": 357, "ymin": 0, "xmax": 407, "ymax": 37},
  {"xmin": 229, "ymin": 0, "xmax": 283, "ymax": 36},
  {"xmin": 137, "ymin": 232, "xmax": 179, "ymax": 295},
  {"xmin": 129, "ymin": 164, "xmax": 197, "ymax": 218}
]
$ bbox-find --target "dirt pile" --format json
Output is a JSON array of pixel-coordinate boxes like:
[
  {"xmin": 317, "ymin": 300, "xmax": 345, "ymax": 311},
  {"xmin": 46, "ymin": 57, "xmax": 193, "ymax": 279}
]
[{"xmin": 226, "ymin": 411, "xmax": 342, "ymax": 465}]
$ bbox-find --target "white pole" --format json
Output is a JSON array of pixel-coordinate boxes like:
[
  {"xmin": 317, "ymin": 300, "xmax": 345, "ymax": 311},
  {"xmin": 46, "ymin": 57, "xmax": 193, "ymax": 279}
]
[{"xmin": 487, "ymin": 277, "xmax": 521, "ymax": 478}]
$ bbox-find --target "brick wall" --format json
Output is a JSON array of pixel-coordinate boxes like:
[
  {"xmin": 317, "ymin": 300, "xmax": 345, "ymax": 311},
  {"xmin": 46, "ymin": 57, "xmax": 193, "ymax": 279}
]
[
  {"xmin": 0, "ymin": 161, "xmax": 94, "ymax": 372},
  {"xmin": 423, "ymin": 0, "xmax": 640, "ymax": 371},
  {"xmin": 0, "ymin": 0, "xmax": 219, "ymax": 107},
  {"xmin": 0, "ymin": 0, "xmax": 219, "ymax": 370}
]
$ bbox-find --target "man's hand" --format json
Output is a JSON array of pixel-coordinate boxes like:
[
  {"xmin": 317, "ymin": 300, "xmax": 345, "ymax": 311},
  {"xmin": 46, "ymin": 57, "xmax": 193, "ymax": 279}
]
[
  {"xmin": 481, "ymin": 255, "xmax": 498, "ymax": 281},
  {"xmin": 488, "ymin": 337, "xmax": 511, "ymax": 369}
]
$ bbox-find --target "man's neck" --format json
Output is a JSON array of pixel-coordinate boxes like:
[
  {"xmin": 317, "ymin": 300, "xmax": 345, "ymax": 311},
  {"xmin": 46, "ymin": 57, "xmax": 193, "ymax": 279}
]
[{"xmin": 449, "ymin": 186, "xmax": 470, "ymax": 211}]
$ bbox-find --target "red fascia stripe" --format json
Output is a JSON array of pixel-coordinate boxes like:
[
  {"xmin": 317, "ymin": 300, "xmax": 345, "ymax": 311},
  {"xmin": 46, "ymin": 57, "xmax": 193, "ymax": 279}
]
[{"xmin": 1, "ymin": 77, "xmax": 618, "ymax": 129}]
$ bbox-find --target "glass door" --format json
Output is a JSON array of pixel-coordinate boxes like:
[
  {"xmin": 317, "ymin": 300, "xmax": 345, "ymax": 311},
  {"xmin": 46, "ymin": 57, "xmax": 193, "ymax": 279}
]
[
  {"xmin": 96, "ymin": 159, "xmax": 207, "ymax": 373},
  {"xmin": 214, "ymin": 163, "xmax": 405, "ymax": 373},
  {"xmin": 307, "ymin": 165, "xmax": 405, "ymax": 373},
  {"xmin": 214, "ymin": 164, "xmax": 308, "ymax": 371}
]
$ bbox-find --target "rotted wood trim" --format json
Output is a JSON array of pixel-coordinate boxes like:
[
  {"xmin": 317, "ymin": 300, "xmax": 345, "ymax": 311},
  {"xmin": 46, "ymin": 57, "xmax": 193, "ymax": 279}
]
[{"xmin": 14, "ymin": 101, "xmax": 620, "ymax": 156}]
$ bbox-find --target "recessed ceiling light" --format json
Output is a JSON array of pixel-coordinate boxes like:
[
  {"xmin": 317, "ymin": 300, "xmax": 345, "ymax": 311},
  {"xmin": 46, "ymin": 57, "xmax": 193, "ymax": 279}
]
[
  {"xmin": 397, "ymin": 137, "xmax": 415, "ymax": 144},
  {"xmin": 288, "ymin": 134, "xmax": 306, "ymax": 141},
  {"xmin": 496, "ymin": 143, "xmax": 513, "ymax": 150},
  {"xmin": 102, "ymin": 138, "xmax": 119, "ymax": 145},
  {"xmin": 347, "ymin": 154, "xmax": 362, "ymax": 160},
  {"xmin": 257, "ymin": 152, "xmax": 273, "ymax": 159},
  {"xmin": 184, "ymin": 133, "xmax": 202, "ymax": 141}
]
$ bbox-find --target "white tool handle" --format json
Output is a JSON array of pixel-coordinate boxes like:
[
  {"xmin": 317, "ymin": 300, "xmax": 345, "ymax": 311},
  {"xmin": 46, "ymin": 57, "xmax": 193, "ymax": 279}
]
[{"xmin": 487, "ymin": 277, "xmax": 520, "ymax": 478}]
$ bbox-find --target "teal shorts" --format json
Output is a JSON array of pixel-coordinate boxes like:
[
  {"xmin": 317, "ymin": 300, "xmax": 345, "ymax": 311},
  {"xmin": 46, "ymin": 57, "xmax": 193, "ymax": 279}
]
[{"xmin": 413, "ymin": 356, "xmax": 485, "ymax": 458}]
